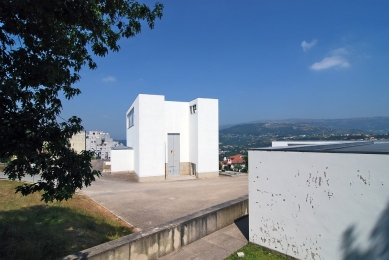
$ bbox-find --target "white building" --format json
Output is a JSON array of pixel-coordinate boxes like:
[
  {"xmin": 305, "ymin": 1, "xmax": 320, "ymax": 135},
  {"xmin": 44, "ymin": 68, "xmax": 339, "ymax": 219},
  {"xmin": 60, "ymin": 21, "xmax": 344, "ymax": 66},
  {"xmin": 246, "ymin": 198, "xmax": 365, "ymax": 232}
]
[
  {"xmin": 86, "ymin": 131, "xmax": 119, "ymax": 159},
  {"xmin": 111, "ymin": 94, "xmax": 219, "ymax": 182},
  {"xmin": 248, "ymin": 141, "xmax": 389, "ymax": 260},
  {"xmin": 69, "ymin": 131, "xmax": 86, "ymax": 154}
]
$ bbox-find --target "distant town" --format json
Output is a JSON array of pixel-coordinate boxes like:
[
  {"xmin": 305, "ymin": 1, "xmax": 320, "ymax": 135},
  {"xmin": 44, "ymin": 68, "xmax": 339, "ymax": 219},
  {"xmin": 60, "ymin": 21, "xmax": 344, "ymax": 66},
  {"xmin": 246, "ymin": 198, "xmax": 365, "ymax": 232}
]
[
  {"xmin": 70, "ymin": 131, "xmax": 125, "ymax": 160},
  {"xmin": 74, "ymin": 117, "xmax": 389, "ymax": 164},
  {"xmin": 220, "ymin": 132, "xmax": 389, "ymax": 159},
  {"xmin": 219, "ymin": 117, "xmax": 389, "ymax": 159}
]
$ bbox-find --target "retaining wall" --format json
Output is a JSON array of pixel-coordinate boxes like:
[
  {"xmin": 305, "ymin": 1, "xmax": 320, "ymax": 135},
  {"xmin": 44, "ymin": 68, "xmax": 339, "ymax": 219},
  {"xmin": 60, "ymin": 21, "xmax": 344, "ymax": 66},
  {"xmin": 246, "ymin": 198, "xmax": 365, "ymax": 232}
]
[{"xmin": 62, "ymin": 195, "xmax": 248, "ymax": 260}]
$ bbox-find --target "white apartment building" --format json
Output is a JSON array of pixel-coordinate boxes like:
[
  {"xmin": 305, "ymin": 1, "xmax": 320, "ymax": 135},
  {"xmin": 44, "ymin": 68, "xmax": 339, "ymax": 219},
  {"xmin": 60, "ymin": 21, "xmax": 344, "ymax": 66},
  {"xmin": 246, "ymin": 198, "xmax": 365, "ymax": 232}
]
[
  {"xmin": 111, "ymin": 94, "xmax": 219, "ymax": 182},
  {"xmin": 86, "ymin": 131, "xmax": 119, "ymax": 159},
  {"xmin": 69, "ymin": 131, "xmax": 86, "ymax": 153}
]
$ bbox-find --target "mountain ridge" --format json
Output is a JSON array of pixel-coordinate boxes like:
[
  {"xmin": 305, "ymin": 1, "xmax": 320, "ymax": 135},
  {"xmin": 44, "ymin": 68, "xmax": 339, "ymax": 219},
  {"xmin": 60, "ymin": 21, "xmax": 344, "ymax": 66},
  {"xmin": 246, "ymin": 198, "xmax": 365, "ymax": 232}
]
[{"xmin": 220, "ymin": 116, "xmax": 389, "ymax": 134}]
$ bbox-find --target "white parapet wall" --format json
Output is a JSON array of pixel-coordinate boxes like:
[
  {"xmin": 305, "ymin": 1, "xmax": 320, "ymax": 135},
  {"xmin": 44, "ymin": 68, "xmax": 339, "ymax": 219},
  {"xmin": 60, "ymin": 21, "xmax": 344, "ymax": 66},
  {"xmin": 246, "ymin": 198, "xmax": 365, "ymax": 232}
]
[
  {"xmin": 272, "ymin": 140, "xmax": 359, "ymax": 147},
  {"xmin": 248, "ymin": 143, "xmax": 389, "ymax": 260},
  {"xmin": 111, "ymin": 148, "xmax": 134, "ymax": 172}
]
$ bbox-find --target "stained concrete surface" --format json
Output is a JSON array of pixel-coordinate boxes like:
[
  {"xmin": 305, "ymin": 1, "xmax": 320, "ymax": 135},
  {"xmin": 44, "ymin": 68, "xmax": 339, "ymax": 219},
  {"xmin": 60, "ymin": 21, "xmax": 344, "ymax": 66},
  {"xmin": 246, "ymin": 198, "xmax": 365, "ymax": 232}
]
[{"xmin": 81, "ymin": 172, "xmax": 248, "ymax": 230}]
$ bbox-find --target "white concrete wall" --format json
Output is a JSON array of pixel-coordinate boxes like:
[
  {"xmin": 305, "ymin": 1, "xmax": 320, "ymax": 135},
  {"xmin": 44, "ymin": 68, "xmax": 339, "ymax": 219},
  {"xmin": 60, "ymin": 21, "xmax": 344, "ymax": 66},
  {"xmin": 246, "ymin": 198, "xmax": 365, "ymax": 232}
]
[
  {"xmin": 127, "ymin": 96, "xmax": 140, "ymax": 175},
  {"xmin": 111, "ymin": 149, "xmax": 134, "ymax": 172},
  {"xmin": 127, "ymin": 94, "xmax": 166, "ymax": 178},
  {"xmin": 189, "ymin": 100, "xmax": 199, "ymax": 172},
  {"xmin": 196, "ymin": 98, "xmax": 219, "ymax": 174},
  {"xmin": 248, "ymin": 150, "xmax": 389, "ymax": 260},
  {"xmin": 137, "ymin": 94, "xmax": 165, "ymax": 178},
  {"xmin": 164, "ymin": 101, "xmax": 190, "ymax": 162},
  {"xmin": 189, "ymin": 100, "xmax": 199, "ymax": 171}
]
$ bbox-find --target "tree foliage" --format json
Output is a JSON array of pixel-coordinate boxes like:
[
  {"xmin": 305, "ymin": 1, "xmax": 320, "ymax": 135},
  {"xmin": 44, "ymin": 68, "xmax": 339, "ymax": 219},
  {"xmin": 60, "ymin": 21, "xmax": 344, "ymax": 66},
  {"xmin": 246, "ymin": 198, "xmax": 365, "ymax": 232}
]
[
  {"xmin": 242, "ymin": 155, "xmax": 248, "ymax": 171},
  {"xmin": 233, "ymin": 164, "xmax": 242, "ymax": 172},
  {"xmin": 0, "ymin": 0, "xmax": 163, "ymax": 202}
]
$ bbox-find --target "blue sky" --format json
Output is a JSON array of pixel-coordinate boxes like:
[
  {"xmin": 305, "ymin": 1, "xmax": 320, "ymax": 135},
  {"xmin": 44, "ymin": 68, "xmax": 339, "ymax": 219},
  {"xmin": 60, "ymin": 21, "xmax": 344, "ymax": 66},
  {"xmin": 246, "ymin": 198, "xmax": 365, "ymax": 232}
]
[{"xmin": 61, "ymin": 0, "xmax": 389, "ymax": 139}]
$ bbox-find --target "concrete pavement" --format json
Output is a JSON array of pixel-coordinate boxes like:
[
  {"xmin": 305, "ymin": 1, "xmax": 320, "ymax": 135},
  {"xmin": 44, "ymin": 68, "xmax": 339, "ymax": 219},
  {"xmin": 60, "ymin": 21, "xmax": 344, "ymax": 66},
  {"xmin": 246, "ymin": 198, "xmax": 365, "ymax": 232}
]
[{"xmin": 82, "ymin": 172, "xmax": 248, "ymax": 230}]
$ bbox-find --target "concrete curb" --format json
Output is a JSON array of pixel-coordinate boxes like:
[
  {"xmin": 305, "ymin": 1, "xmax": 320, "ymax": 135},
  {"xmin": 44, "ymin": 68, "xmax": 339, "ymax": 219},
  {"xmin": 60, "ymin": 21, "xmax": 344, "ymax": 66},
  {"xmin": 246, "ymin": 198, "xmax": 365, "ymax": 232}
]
[
  {"xmin": 62, "ymin": 195, "xmax": 248, "ymax": 260},
  {"xmin": 220, "ymin": 171, "xmax": 248, "ymax": 177}
]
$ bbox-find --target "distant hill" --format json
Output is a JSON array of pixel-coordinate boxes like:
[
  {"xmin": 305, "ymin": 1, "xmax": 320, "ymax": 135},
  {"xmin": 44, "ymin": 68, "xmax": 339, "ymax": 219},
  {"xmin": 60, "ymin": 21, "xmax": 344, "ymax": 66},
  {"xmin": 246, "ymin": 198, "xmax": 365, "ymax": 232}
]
[
  {"xmin": 273, "ymin": 117, "xmax": 389, "ymax": 134},
  {"xmin": 221, "ymin": 116, "xmax": 389, "ymax": 135},
  {"xmin": 220, "ymin": 122, "xmax": 359, "ymax": 137},
  {"xmin": 219, "ymin": 124, "xmax": 237, "ymax": 130}
]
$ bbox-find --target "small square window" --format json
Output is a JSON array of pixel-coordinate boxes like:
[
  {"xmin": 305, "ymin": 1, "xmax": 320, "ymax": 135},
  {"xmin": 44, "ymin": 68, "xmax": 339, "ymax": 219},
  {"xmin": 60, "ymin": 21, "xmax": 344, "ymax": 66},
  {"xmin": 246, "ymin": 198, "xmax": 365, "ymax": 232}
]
[
  {"xmin": 190, "ymin": 104, "xmax": 197, "ymax": 114},
  {"xmin": 127, "ymin": 108, "xmax": 134, "ymax": 128}
]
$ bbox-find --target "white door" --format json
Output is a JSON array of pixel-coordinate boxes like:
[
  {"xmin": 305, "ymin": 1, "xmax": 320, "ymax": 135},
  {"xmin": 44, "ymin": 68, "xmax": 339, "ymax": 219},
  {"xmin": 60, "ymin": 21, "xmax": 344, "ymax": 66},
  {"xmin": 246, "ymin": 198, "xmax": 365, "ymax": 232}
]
[{"xmin": 168, "ymin": 133, "xmax": 180, "ymax": 175}]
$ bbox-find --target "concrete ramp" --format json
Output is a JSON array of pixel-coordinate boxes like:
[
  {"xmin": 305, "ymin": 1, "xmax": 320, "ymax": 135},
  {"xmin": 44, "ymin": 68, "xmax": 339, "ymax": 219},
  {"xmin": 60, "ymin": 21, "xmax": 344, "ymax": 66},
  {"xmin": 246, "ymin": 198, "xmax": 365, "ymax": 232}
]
[{"xmin": 62, "ymin": 195, "xmax": 248, "ymax": 260}]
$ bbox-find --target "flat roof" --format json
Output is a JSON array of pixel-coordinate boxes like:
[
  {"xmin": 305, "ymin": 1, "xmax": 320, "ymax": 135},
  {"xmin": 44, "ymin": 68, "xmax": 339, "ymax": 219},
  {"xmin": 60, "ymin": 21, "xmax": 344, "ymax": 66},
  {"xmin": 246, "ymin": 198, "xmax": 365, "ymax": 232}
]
[
  {"xmin": 249, "ymin": 141, "xmax": 389, "ymax": 154},
  {"xmin": 111, "ymin": 146, "xmax": 133, "ymax": 150}
]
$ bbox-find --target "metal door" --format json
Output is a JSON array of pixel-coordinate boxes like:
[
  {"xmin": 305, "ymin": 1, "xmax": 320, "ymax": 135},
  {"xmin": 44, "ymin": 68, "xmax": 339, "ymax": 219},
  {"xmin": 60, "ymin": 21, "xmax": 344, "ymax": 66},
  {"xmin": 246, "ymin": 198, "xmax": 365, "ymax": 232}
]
[{"xmin": 168, "ymin": 133, "xmax": 180, "ymax": 175}]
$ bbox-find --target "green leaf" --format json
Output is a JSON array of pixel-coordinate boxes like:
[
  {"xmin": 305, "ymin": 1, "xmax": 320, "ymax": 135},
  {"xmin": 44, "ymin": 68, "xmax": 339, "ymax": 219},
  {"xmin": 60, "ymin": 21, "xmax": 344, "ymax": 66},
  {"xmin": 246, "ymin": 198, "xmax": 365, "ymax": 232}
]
[{"xmin": 1, "ymin": 0, "xmax": 163, "ymax": 202}]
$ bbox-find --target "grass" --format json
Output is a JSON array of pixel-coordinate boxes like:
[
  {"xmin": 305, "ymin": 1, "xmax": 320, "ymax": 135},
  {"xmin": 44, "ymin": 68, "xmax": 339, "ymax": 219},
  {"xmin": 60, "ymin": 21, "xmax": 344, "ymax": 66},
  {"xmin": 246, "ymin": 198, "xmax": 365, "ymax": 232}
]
[
  {"xmin": 0, "ymin": 180, "xmax": 134, "ymax": 260},
  {"xmin": 226, "ymin": 243, "xmax": 291, "ymax": 260}
]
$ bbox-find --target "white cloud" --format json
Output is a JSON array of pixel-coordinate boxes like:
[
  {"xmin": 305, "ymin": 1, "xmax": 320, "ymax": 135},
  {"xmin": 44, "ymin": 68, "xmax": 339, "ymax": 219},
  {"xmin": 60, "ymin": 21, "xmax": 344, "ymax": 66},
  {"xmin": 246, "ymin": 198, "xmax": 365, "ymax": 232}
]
[
  {"xmin": 310, "ymin": 57, "xmax": 349, "ymax": 70},
  {"xmin": 310, "ymin": 47, "xmax": 350, "ymax": 71},
  {"xmin": 102, "ymin": 76, "xmax": 116, "ymax": 82},
  {"xmin": 301, "ymin": 39, "xmax": 317, "ymax": 51}
]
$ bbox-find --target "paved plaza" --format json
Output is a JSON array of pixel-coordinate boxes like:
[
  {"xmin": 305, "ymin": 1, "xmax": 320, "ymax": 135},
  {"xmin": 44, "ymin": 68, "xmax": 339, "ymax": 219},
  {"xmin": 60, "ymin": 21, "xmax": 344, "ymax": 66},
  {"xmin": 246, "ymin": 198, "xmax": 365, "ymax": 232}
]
[{"xmin": 82, "ymin": 173, "xmax": 248, "ymax": 230}]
